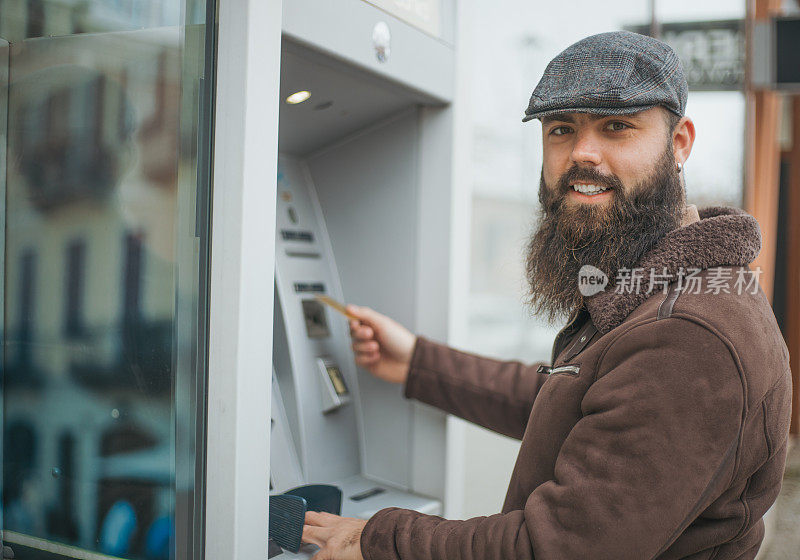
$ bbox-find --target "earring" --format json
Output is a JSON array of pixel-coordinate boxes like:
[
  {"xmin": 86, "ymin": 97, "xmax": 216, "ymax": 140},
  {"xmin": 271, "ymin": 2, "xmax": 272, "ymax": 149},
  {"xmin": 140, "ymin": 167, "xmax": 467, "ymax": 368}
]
[{"xmin": 676, "ymin": 161, "xmax": 683, "ymax": 173}]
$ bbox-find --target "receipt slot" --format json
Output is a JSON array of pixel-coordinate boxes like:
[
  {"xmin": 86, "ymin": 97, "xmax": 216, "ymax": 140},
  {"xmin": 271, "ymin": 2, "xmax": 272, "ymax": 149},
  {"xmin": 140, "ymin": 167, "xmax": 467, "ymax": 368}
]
[{"xmin": 268, "ymin": 3, "xmax": 455, "ymax": 556}]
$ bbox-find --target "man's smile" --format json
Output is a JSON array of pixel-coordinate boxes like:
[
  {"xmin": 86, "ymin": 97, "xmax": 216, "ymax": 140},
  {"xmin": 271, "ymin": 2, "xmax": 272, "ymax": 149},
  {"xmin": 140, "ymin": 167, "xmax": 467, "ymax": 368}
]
[{"xmin": 568, "ymin": 182, "xmax": 613, "ymax": 203}]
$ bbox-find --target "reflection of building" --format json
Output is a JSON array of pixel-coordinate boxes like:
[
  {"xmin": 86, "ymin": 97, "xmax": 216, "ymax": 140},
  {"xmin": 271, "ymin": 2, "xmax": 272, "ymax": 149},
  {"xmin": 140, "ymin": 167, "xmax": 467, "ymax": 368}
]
[
  {"xmin": 13, "ymin": 67, "xmax": 133, "ymax": 211},
  {"xmin": 2, "ymin": 29, "xmax": 182, "ymax": 557},
  {"xmin": 0, "ymin": 0, "xmax": 181, "ymax": 42}
]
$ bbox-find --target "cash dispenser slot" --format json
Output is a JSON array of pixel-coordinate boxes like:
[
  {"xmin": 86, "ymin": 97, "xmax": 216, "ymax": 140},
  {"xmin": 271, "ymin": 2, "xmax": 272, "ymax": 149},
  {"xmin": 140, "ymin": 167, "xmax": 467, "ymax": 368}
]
[{"xmin": 316, "ymin": 357, "xmax": 350, "ymax": 413}]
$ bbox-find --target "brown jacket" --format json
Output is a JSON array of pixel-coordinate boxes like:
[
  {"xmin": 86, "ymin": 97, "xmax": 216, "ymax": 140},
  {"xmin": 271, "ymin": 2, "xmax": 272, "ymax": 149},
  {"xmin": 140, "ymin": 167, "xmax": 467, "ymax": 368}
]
[{"xmin": 361, "ymin": 206, "xmax": 792, "ymax": 560}]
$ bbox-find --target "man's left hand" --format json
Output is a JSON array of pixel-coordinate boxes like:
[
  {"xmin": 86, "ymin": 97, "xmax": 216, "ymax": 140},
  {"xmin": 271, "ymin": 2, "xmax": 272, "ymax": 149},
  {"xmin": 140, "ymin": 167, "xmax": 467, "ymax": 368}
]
[{"xmin": 302, "ymin": 511, "xmax": 367, "ymax": 560}]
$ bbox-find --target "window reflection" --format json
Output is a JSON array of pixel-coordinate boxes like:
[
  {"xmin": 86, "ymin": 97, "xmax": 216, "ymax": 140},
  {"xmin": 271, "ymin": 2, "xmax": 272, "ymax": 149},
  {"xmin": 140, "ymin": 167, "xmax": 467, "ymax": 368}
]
[
  {"xmin": 0, "ymin": 0, "xmax": 203, "ymax": 43},
  {"xmin": 1, "ymin": 2, "xmax": 212, "ymax": 558}
]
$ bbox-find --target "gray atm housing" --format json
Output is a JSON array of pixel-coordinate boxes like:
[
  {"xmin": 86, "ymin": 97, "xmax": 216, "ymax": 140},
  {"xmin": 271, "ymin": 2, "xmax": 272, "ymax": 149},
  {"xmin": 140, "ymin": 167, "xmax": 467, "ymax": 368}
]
[
  {"xmin": 272, "ymin": 156, "xmax": 441, "ymax": 516},
  {"xmin": 269, "ymin": 1, "xmax": 456, "ymax": 556}
]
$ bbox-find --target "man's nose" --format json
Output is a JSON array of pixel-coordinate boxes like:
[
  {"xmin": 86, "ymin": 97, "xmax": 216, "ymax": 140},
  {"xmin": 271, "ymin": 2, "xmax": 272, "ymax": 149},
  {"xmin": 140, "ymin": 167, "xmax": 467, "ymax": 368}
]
[{"xmin": 569, "ymin": 131, "xmax": 602, "ymax": 166}]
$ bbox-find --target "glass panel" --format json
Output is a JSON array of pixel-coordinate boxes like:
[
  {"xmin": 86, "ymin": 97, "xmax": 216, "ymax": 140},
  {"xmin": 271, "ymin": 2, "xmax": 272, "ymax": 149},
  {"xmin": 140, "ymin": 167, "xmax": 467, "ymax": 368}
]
[{"xmin": 0, "ymin": 0, "xmax": 215, "ymax": 558}]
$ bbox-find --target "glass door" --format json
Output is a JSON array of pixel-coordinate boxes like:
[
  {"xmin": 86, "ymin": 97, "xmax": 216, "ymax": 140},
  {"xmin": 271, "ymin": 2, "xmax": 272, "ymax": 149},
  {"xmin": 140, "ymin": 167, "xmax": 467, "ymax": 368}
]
[{"xmin": 0, "ymin": 2, "xmax": 215, "ymax": 559}]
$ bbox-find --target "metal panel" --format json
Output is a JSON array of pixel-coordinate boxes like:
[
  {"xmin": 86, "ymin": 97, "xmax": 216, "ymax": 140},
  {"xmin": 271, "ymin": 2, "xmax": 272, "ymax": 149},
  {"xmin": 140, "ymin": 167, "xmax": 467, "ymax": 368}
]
[
  {"xmin": 0, "ymin": 34, "xmax": 7, "ymax": 556},
  {"xmin": 361, "ymin": 0, "xmax": 442, "ymax": 38},
  {"xmin": 309, "ymin": 111, "xmax": 419, "ymax": 489},
  {"xmin": 278, "ymin": 39, "xmax": 418, "ymax": 156},
  {"xmin": 308, "ymin": 106, "xmax": 450, "ymax": 499},
  {"xmin": 205, "ymin": 0, "xmax": 280, "ymax": 558},
  {"xmin": 282, "ymin": 0, "xmax": 454, "ymax": 104},
  {"xmin": 272, "ymin": 156, "xmax": 362, "ymax": 483},
  {"xmin": 410, "ymin": 104, "xmax": 452, "ymax": 498}
]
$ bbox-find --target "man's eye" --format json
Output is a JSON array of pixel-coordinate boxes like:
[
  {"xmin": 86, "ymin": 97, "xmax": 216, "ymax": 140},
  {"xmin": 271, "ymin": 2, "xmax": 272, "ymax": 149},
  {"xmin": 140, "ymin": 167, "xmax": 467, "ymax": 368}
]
[
  {"xmin": 606, "ymin": 121, "xmax": 629, "ymax": 132},
  {"xmin": 550, "ymin": 126, "xmax": 572, "ymax": 136}
]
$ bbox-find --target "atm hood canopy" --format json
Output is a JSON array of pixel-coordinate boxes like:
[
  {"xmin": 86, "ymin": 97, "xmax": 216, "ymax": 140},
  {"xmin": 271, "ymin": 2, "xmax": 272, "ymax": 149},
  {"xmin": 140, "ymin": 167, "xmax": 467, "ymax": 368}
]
[{"xmin": 278, "ymin": 38, "xmax": 447, "ymax": 156}]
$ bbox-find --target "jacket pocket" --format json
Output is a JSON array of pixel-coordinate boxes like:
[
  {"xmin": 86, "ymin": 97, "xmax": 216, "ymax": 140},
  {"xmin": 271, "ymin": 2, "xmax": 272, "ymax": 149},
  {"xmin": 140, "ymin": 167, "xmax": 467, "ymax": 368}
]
[{"xmin": 537, "ymin": 364, "xmax": 580, "ymax": 377}]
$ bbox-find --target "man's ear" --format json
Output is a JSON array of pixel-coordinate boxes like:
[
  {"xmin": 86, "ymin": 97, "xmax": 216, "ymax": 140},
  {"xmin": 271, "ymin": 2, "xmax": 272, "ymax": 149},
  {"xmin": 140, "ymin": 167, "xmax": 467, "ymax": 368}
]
[{"xmin": 673, "ymin": 116, "xmax": 695, "ymax": 167}]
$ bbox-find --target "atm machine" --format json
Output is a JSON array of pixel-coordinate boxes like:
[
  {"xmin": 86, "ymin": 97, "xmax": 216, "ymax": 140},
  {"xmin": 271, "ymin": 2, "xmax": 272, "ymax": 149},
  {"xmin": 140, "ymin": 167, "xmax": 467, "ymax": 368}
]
[
  {"xmin": 269, "ymin": 1, "xmax": 456, "ymax": 557},
  {"xmin": 271, "ymin": 157, "xmax": 444, "ymax": 519}
]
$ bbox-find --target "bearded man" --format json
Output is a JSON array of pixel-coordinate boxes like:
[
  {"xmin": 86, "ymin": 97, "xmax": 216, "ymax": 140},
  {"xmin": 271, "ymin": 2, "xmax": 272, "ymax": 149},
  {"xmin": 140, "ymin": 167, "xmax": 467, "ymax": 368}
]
[{"xmin": 301, "ymin": 31, "xmax": 792, "ymax": 560}]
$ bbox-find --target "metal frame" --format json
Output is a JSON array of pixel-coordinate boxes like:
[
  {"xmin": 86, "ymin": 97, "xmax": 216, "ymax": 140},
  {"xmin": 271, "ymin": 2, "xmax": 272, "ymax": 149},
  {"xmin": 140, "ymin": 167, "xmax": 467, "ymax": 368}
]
[
  {"xmin": 204, "ymin": 0, "xmax": 282, "ymax": 557},
  {"xmin": 0, "ymin": 33, "xmax": 8, "ymax": 555}
]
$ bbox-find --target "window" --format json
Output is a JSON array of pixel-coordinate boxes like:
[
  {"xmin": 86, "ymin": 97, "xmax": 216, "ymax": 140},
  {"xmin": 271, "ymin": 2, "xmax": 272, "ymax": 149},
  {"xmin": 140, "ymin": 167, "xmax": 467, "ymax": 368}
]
[
  {"xmin": 63, "ymin": 239, "xmax": 86, "ymax": 337},
  {"xmin": 122, "ymin": 232, "xmax": 143, "ymax": 323}
]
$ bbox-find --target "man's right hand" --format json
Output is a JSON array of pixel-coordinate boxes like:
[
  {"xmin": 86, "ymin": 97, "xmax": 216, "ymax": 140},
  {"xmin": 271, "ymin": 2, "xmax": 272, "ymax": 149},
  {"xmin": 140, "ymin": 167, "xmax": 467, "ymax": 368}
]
[{"xmin": 346, "ymin": 304, "xmax": 416, "ymax": 385}]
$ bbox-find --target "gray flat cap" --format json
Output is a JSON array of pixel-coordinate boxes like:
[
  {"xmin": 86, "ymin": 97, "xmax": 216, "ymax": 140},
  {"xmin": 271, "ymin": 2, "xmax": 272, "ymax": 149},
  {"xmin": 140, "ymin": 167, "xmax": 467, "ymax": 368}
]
[{"xmin": 522, "ymin": 31, "xmax": 688, "ymax": 122}]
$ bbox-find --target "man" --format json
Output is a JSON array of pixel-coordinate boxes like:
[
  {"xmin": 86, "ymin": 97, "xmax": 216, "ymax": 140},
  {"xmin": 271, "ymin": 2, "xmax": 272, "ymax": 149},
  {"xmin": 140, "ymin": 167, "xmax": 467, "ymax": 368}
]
[{"xmin": 301, "ymin": 31, "xmax": 792, "ymax": 560}]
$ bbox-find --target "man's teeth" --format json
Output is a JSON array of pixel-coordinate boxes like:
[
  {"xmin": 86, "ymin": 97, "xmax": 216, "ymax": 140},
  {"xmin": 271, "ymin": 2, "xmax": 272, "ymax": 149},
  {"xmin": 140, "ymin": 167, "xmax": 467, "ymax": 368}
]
[{"xmin": 572, "ymin": 184, "xmax": 611, "ymax": 195}]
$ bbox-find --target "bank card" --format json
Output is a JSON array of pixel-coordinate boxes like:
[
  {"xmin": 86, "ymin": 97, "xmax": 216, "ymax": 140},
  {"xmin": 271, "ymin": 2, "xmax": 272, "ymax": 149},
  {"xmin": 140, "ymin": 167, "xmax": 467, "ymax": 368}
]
[{"xmin": 314, "ymin": 295, "xmax": 359, "ymax": 320}]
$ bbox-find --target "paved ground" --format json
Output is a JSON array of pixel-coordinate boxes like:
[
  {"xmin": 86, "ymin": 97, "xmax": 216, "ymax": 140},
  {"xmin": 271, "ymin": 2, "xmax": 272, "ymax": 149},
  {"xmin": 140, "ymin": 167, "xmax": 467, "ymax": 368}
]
[{"xmin": 756, "ymin": 437, "xmax": 800, "ymax": 559}]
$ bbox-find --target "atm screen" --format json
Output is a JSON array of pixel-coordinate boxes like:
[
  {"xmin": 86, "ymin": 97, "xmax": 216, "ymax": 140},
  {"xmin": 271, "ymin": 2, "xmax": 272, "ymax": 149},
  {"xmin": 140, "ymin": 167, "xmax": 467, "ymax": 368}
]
[{"xmin": 302, "ymin": 299, "xmax": 330, "ymax": 338}]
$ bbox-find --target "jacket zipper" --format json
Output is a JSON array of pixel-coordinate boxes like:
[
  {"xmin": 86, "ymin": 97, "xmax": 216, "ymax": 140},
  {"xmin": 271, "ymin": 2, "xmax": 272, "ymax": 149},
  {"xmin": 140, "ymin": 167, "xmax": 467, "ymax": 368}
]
[{"xmin": 537, "ymin": 364, "xmax": 580, "ymax": 376}]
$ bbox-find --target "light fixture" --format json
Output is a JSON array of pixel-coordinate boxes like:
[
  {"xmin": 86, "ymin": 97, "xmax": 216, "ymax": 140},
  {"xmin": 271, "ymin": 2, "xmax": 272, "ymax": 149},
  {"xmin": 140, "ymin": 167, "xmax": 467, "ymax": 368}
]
[{"xmin": 286, "ymin": 90, "xmax": 311, "ymax": 104}]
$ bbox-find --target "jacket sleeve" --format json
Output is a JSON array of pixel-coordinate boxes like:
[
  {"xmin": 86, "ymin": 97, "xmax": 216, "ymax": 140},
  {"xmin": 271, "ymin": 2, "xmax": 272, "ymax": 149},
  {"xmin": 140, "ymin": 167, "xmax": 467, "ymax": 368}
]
[
  {"xmin": 363, "ymin": 318, "xmax": 745, "ymax": 560},
  {"xmin": 404, "ymin": 336, "xmax": 550, "ymax": 440}
]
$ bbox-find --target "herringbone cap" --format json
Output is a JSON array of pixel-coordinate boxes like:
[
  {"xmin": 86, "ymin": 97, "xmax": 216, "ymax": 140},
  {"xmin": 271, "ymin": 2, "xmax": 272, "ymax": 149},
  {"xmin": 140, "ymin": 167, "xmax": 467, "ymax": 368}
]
[{"xmin": 522, "ymin": 31, "xmax": 688, "ymax": 122}]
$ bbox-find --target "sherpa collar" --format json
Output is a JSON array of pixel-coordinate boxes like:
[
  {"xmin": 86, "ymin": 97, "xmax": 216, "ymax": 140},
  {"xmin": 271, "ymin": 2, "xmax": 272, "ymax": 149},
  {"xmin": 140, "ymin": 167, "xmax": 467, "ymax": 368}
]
[{"xmin": 584, "ymin": 206, "xmax": 762, "ymax": 334}]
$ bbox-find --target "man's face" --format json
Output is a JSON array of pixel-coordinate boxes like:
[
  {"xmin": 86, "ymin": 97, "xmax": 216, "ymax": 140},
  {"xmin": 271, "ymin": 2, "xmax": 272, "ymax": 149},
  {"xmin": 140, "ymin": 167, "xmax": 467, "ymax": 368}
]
[
  {"xmin": 524, "ymin": 106, "xmax": 688, "ymax": 323},
  {"xmin": 540, "ymin": 106, "xmax": 673, "ymax": 211}
]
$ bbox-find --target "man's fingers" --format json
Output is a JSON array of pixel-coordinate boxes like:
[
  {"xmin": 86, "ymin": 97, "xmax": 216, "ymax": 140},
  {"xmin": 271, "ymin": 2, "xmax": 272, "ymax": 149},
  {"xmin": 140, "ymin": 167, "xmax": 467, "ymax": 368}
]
[
  {"xmin": 302, "ymin": 524, "xmax": 332, "ymax": 547},
  {"xmin": 358, "ymin": 326, "xmax": 375, "ymax": 339},
  {"xmin": 305, "ymin": 516, "xmax": 366, "ymax": 560},
  {"xmin": 305, "ymin": 510, "xmax": 342, "ymax": 526},
  {"xmin": 355, "ymin": 352, "xmax": 380, "ymax": 366},
  {"xmin": 313, "ymin": 510, "xmax": 342, "ymax": 523},
  {"xmin": 347, "ymin": 304, "xmax": 385, "ymax": 327},
  {"xmin": 353, "ymin": 340, "xmax": 378, "ymax": 353},
  {"xmin": 350, "ymin": 325, "xmax": 374, "ymax": 341},
  {"xmin": 345, "ymin": 304, "xmax": 369, "ymax": 324}
]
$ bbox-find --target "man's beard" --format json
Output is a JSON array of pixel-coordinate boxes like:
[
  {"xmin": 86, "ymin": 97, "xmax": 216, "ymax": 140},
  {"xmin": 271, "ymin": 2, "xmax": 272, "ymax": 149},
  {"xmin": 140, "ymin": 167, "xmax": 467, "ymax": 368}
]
[{"xmin": 524, "ymin": 145, "xmax": 685, "ymax": 324}]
